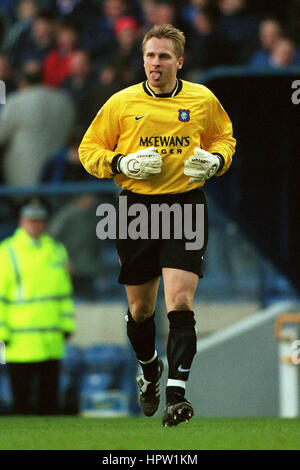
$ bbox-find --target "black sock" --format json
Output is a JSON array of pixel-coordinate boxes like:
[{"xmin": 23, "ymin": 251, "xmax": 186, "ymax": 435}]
[
  {"xmin": 167, "ymin": 310, "xmax": 196, "ymax": 382},
  {"xmin": 126, "ymin": 310, "xmax": 158, "ymax": 381},
  {"xmin": 166, "ymin": 386, "xmax": 185, "ymax": 404}
]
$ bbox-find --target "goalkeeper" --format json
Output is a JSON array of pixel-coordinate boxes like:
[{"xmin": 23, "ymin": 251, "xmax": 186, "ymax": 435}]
[{"xmin": 79, "ymin": 24, "xmax": 236, "ymax": 427}]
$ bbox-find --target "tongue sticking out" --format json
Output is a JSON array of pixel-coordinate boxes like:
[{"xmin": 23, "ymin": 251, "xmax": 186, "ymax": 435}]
[{"xmin": 151, "ymin": 71, "xmax": 161, "ymax": 80}]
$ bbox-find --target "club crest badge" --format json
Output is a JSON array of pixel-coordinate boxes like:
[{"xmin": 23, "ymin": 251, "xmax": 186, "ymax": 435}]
[{"xmin": 178, "ymin": 109, "xmax": 190, "ymax": 122}]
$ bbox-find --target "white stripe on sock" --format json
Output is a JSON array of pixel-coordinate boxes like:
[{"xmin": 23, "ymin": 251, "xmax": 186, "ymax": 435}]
[
  {"xmin": 138, "ymin": 350, "xmax": 157, "ymax": 365},
  {"xmin": 167, "ymin": 379, "xmax": 186, "ymax": 389}
]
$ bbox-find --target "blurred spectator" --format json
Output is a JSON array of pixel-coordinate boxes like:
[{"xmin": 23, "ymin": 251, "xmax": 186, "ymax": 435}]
[
  {"xmin": 55, "ymin": 0, "xmax": 82, "ymax": 16},
  {"xmin": 269, "ymin": 36, "xmax": 300, "ymax": 68},
  {"xmin": 78, "ymin": 62, "xmax": 126, "ymax": 129},
  {"xmin": 40, "ymin": 132, "xmax": 95, "ymax": 213},
  {"xmin": 2, "ymin": 0, "xmax": 39, "ymax": 67},
  {"xmin": 0, "ymin": 198, "xmax": 75, "ymax": 415},
  {"xmin": 0, "ymin": 10, "xmax": 6, "ymax": 48},
  {"xmin": 62, "ymin": 49, "xmax": 96, "ymax": 134},
  {"xmin": 0, "ymin": 53, "xmax": 16, "ymax": 95},
  {"xmin": 218, "ymin": 0, "xmax": 260, "ymax": 63},
  {"xmin": 43, "ymin": 18, "xmax": 79, "ymax": 87},
  {"xmin": 140, "ymin": 1, "xmax": 191, "ymax": 50},
  {"xmin": 139, "ymin": 0, "xmax": 156, "ymax": 29},
  {"xmin": 9, "ymin": 11, "xmax": 56, "ymax": 69},
  {"xmin": 55, "ymin": 0, "xmax": 101, "ymax": 42},
  {"xmin": 149, "ymin": 1, "xmax": 177, "ymax": 26},
  {"xmin": 111, "ymin": 16, "xmax": 142, "ymax": 82},
  {"xmin": 48, "ymin": 194, "xmax": 103, "ymax": 300},
  {"xmin": 80, "ymin": 47, "xmax": 142, "ymax": 130},
  {"xmin": 113, "ymin": 54, "xmax": 141, "ymax": 87},
  {"xmin": 41, "ymin": 133, "xmax": 92, "ymax": 184},
  {"xmin": 114, "ymin": 15, "xmax": 140, "ymax": 51},
  {"xmin": 248, "ymin": 19, "xmax": 282, "ymax": 67},
  {"xmin": 56, "ymin": 0, "xmax": 99, "ymax": 19},
  {"xmin": 0, "ymin": 62, "xmax": 75, "ymax": 186},
  {"xmin": 144, "ymin": 1, "xmax": 183, "ymax": 31},
  {"xmin": 187, "ymin": 5, "xmax": 234, "ymax": 75},
  {"xmin": 181, "ymin": 0, "xmax": 210, "ymax": 27},
  {"xmin": 0, "ymin": 0, "xmax": 18, "ymax": 29},
  {"xmin": 81, "ymin": 0, "xmax": 128, "ymax": 59},
  {"xmin": 296, "ymin": 1, "xmax": 300, "ymax": 44},
  {"xmin": 102, "ymin": 0, "xmax": 127, "ymax": 24}
]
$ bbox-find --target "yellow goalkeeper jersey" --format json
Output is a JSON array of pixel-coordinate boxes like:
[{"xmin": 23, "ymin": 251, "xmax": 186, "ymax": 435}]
[{"xmin": 79, "ymin": 79, "xmax": 236, "ymax": 195}]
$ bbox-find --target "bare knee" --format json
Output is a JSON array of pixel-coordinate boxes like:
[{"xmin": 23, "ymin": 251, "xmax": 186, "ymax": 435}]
[
  {"xmin": 163, "ymin": 268, "xmax": 198, "ymax": 313},
  {"xmin": 126, "ymin": 277, "xmax": 159, "ymax": 323},
  {"xmin": 168, "ymin": 291, "xmax": 192, "ymax": 312},
  {"xmin": 129, "ymin": 299, "xmax": 155, "ymax": 323}
]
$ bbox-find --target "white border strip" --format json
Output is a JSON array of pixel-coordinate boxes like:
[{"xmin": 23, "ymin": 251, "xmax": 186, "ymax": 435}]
[{"xmin": 196, "ymin": 300, "xmax": 299, "ymax": 353}]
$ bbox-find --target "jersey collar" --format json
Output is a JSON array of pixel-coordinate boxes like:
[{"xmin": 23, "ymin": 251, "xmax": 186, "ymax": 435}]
[{"xmin": 143, "ymin": 79, "xmax": 182, "ymax": 98}]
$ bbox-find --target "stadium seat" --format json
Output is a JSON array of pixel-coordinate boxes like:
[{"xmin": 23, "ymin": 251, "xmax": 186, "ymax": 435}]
[
  {"xmin": 80, "ymin": 344, "xmax": 127, "ymax": 392},
  {"xmin": 79, "ymin": 344, "xmax": 130, "ymax": 416},
  {"xmin": 80, "ymin": 372, "xmax": 113, "ymax": 393},
  {"xmin": 59, "ymin": 345, "xmax": 84, "ymax": 414},
  {"xmin": 61, "ymin": 344, "xmax": 84, "ymax": 375},
  {"xmin": 83, "ymin": 344, "xmax": 125, "ymax": 375},
  {"xmin": 119, "ymin": 344, "xmax": 141, "ymax": 415},
  {"xmin": 0, "ymin": 365, "xmax": 13, "ymax": 414}
]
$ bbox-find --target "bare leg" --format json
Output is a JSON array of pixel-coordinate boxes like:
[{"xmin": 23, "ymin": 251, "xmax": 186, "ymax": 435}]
[
  {"xmin": 125, "ymin": 276, "xmax": 160, "ymax": 323},
  {"xmin": 163, "ymin": 267, "xmax": 198, "ymax": 312}
]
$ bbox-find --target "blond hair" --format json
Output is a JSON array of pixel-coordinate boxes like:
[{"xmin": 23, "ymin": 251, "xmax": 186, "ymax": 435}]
[{"xmin": 142, "ymin": 24, "xmax": 185, "ymax": 59}]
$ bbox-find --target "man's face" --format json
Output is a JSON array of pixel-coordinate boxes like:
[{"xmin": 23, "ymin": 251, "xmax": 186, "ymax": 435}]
[
  {"xmin": 143, "ymin": 37, "xmax": 183, "ymax": 94},
  {"xmin": 21, "ymin": 217, "xmax": 47, "ymax": 239}
]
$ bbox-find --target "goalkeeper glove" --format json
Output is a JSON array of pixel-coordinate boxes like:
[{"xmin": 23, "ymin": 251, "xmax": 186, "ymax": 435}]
[
  {"xmin": 184, "ymin": 148, "xmax": 222, "ymax": 183},
  {"xmin": 115, "ymin": 147, "xmax": 162, "ymax": 180}
]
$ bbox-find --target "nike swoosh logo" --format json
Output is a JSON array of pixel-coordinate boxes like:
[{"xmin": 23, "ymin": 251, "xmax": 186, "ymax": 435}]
[
  {"xmin": 134, "ymin": 115, "xmax": 147, "ymax": 121},
  {"xmin": 178, "ymin": 365, "xmax": 190, "ymax": 373}
]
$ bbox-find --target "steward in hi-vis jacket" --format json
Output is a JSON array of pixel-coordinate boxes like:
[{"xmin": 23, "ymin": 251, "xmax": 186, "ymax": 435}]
[{"xmin": 0, "ymin": 200, "xmax": 75, "ymax": 414}]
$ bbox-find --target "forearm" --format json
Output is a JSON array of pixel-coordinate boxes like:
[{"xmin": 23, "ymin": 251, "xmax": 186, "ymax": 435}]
[
  {"xmin": 79, "ymin": 144, "xmax": 120, "ymax": 179},
  {"xmin": 79, "ymin": 127, "xmax": 120, "ymax": 179}
]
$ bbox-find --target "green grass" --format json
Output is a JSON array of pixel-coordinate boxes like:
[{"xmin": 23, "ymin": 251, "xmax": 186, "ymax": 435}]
[{"xmin": 1, "ymin": 416, "xmax": 300, "ymax": 450}]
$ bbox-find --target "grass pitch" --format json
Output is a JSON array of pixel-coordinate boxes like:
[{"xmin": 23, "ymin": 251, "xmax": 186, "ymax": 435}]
[{"xmin": 0, "ymin": 416, "xmax": 300, "ymax": 450}]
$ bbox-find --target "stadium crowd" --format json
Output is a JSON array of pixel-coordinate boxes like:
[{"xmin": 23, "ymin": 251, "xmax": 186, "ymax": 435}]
[{"xmin": 0, "ymin": 0, "xmax": 299, "ymax": 147}]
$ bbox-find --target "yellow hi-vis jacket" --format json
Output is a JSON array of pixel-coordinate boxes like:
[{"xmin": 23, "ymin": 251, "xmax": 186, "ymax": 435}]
[{"xmin": 0, "ymin": 228, "xmax": 75, "ymax": 362}]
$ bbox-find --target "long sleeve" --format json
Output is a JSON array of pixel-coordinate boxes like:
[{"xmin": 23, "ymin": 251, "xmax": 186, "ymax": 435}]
[
  {"xmin": 57, "ymin": 243, "xmax": 76, "ymax": 335},
  {"xmin": 0, "ymin": 246, "xmax": 12, "ymax": 343},
  {"xmin": 201, "ymin": 91, "xmax": 236, "ymax": 176},
  {"xmin": 78, "ymin": 93, "xmax": 122, "ymax": 179}
]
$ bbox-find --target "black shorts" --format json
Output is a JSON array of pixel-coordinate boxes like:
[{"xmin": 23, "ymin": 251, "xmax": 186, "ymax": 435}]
[{"xmin": 115, "ymin": 189, "xmax": 208, "ymax": 285}]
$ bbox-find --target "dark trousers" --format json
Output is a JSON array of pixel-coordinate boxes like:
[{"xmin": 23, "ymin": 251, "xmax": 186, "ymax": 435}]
[{"xmin": 7, "ymin": 360, "xmax": 60, "ymax": 415}]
